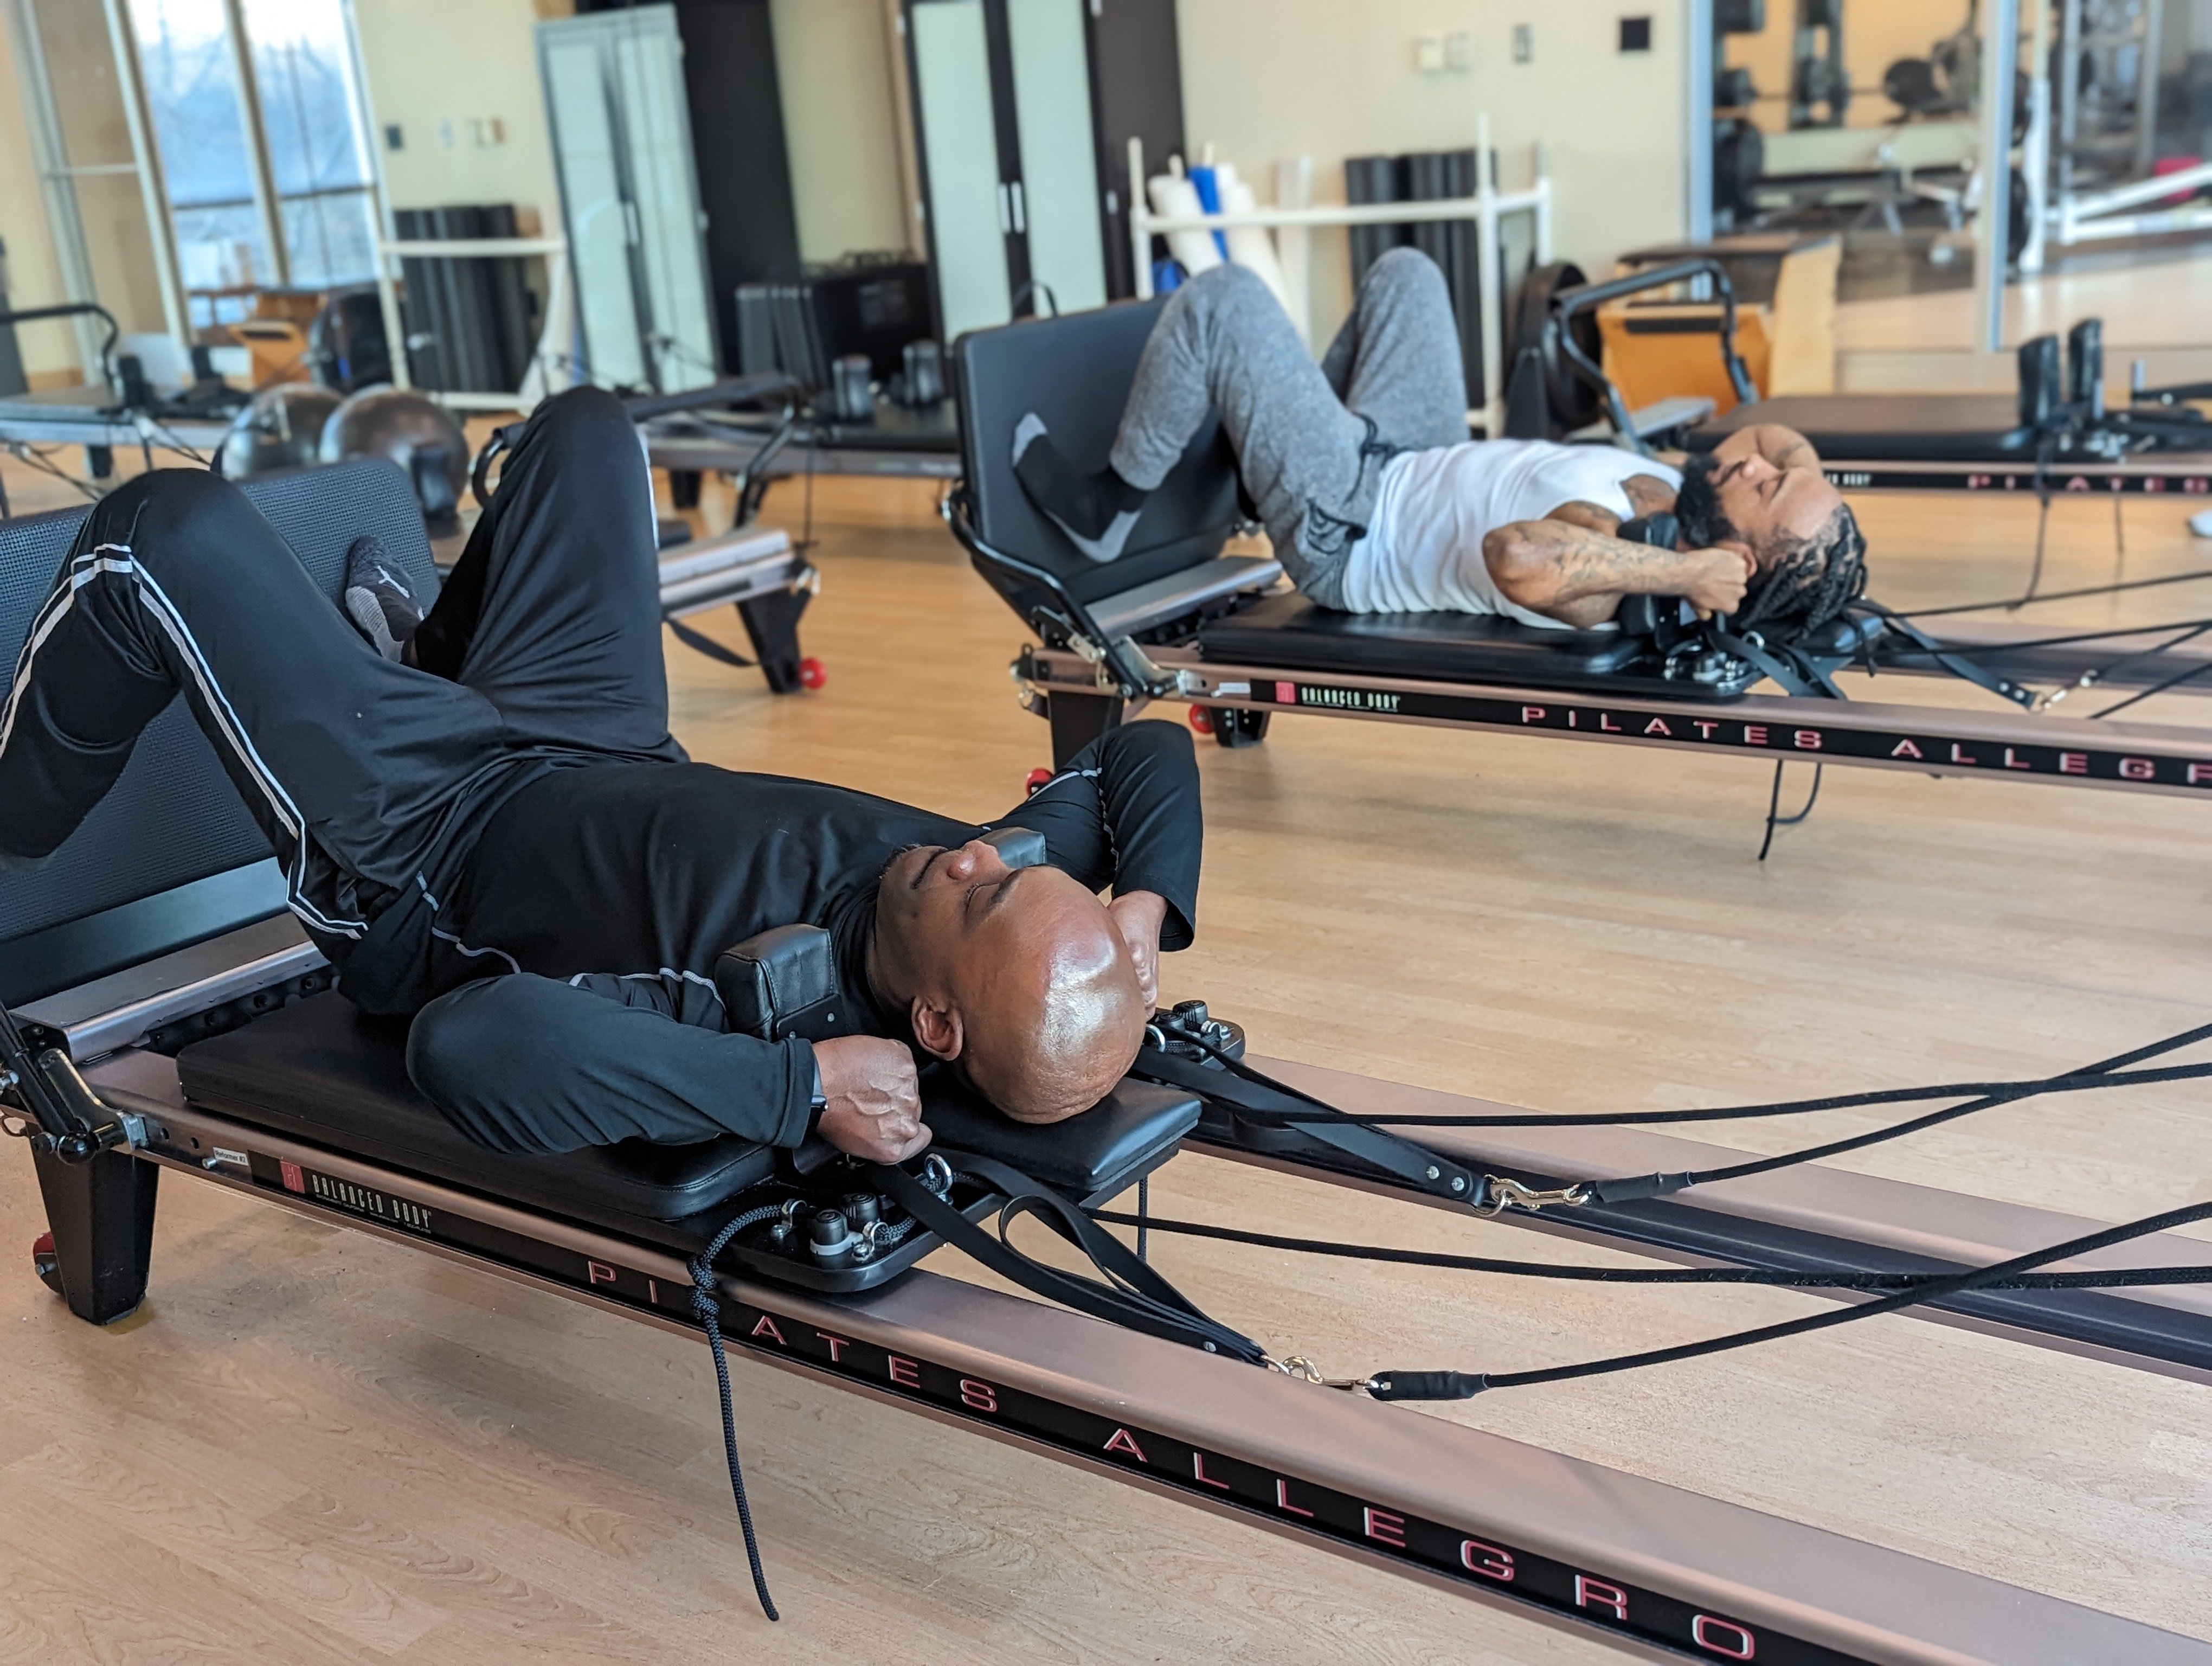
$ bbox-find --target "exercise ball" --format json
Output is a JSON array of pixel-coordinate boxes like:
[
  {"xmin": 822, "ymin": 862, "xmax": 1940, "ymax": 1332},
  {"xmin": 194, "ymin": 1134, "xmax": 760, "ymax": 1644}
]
[
  {"xmin": 318, "ymin": 385, "xmax": 470, "ymax": 530},
  {"xmin": 217, "ymin": 383, "xmax": 342, "ymax": 480}
]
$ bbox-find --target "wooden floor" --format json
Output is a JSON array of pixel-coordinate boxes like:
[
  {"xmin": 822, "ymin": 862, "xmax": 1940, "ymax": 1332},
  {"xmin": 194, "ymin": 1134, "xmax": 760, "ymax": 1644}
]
[{"xmin": 5, "ymin": 450, "xmax": 2212, "ymax": 1660}]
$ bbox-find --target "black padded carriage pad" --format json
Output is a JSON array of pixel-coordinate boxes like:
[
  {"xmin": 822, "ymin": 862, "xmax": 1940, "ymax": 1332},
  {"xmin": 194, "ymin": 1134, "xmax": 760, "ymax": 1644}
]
[
  {"xmin": 1687, "ymin": 394, "xmax": 2034, "ymax": 460},
  {"xmin": 177, "ymin": 992, "xmax": 775, "ymax": 1234},
  {"xmin": 1201, "ymin": 591, "xmax": 1651, "ymax": 689},
  {"xmin": 178, "ymin": 991, "xmax": 1200, "ymax": 1235},
  {"xmin": 922, "ymin": 1075, "xmax": 1200, "ymax": 1199}
]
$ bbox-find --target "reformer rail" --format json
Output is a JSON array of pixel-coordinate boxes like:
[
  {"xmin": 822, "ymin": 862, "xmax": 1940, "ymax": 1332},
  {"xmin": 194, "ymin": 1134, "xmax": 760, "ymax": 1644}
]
[{"xmin": 71, "ymin": 1045, "xmax": 2212, "ymax": 1665}]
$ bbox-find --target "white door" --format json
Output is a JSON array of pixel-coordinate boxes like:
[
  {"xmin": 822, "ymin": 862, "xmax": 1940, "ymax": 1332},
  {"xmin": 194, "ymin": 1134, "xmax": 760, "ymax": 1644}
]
[
  {"xmin": 1004, "ymin": 0, "xmax": 1104, "ymax": 313},
  {"xmin": 910, "ymin": 0, "xmax": 1012, "ymax": 343}
]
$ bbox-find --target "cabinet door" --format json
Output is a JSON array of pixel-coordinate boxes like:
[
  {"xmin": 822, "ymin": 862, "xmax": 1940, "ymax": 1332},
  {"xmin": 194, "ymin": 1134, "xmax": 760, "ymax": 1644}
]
[
  {"xmin": 909, "ymin": 0, "xmax": 1014, "ymax": 342},
  {"xmin": 541, "ymin": 33, "xmax": 647, "ymax": 388},
  {"xmin": 1004, "ymin": 0, "xmax": 1105, "ymax": 313},
  {"xmin": 610, "ymin": 15, "xmax": 718, "ymax": 391}
]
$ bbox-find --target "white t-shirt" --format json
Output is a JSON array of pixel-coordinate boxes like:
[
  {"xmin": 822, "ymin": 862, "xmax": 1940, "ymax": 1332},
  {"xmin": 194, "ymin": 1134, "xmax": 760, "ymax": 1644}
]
[{"xmin": 1339, "ymin": 441, "xmax": 1682, "ymax": 627}]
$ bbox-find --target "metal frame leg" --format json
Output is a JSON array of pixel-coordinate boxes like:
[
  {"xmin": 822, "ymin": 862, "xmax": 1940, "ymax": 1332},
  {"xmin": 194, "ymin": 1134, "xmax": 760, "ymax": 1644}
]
[{"xmin": 31, "ymin": 1145, "xmax": 158, "ymax": 1325}]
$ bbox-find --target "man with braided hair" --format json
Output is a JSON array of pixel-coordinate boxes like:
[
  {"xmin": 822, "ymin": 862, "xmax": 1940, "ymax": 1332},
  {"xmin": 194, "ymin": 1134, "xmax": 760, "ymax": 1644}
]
[{"xmin": 1010, "ymin": 247, "xmax": 1866, "ymax": 635}]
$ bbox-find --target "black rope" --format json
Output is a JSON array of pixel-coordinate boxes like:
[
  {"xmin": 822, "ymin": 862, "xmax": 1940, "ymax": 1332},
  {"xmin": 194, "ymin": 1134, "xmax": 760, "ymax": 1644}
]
[
  {"xmin": 688, "ymin": 1209, "xmax": 780, "ymax": 1622},
  {"xmin": 1174, "ymin": 1030, "xmax": 2212, "ymax": 1131},
  {"xmin": 1899, "ymin": 565, "xmax": 2212, "ymax": 619},
  {"xmin": 1916, "ymin": 615, "xmax": 2212, "ymax": 654},
  {"xmin": 1362, "ymin": 1196, "xmax": 2212, "ymax": 1399},
  {"xmin": 1757, "ymin": 759, "xmax": 1822, "ymax": 861},
  {"xmin": 2091, "ymin": 653, "xmax": 2212, "ymax": 718},
  {"xmin": 1086, "ymin": 1209, "xmax": 2212, "ymax": 1291},
  {"xmin": 2016, "ymin": 438, "xmax": 2058, "ymax": 606},
  {"xmin": 1584, "ymin": 1020, "xmax": 2212, "ymax": 1205},
  {"xmin": 666, "ymin": 614, "xmax": 757, "ymax": 669}
]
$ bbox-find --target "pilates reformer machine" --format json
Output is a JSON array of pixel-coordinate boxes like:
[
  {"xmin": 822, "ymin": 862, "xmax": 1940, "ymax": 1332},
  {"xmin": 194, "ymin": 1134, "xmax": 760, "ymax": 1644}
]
[
  {"xmin": 0, "ymin": 302, "xmax": 243, "ymax": 511},
  {"xmin": 8, "ymin": 457, "xmax": 2212, "ymax": 1662},
  {"xmin": 1502, "ymin": 260, "xmax": 2212, "ymax": 499},
  {"xmin": 948, "ymin": 279, "xmax": 2212, "ymax": 809}
]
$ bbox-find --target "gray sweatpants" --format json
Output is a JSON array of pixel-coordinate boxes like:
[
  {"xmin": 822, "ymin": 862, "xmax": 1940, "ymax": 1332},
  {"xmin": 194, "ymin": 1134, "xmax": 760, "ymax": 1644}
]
[{"xmin": 1109, "ymin": 247, "xmax": 1469, "ymax": 606}]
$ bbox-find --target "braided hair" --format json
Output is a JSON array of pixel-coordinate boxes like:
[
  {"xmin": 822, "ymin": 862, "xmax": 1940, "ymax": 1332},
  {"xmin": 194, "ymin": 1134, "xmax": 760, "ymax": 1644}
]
[{"xmin": 1734, "ymin": 503, "xmax": 1868, "ymax": 636}]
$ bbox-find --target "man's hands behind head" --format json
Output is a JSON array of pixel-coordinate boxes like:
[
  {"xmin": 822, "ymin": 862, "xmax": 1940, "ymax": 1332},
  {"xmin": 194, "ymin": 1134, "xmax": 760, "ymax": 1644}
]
[
  {"xmin": 1681, "ymin": 546, "xmax": 1756, "ymax": 619},
  {"xmin": 812, "ymin": 1034, "xmax": 931, "ymax": 1163}
]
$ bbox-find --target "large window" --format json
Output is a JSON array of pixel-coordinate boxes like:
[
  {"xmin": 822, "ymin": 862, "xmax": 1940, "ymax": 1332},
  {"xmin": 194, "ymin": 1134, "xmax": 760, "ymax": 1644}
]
[{"xmin": 126, "ymin": 0, "xmax": 378, "ymax": 325}]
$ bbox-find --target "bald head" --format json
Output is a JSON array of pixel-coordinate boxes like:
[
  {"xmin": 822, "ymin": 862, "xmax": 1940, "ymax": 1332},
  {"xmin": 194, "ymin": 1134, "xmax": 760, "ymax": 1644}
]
[{"xmin": 873, "ymin": 840, "xmax": 1149, "ymax": 1123}]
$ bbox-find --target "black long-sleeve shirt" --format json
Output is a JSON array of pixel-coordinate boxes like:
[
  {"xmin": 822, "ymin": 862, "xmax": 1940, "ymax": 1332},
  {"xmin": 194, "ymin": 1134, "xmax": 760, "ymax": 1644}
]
[{"xmin": 404, "ymin": 722, "xmax": 1200, "ymax": 1154}]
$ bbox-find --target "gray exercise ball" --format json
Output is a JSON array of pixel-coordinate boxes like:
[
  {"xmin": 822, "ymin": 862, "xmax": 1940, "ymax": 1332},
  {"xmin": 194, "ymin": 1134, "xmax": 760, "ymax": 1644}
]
[
  {"xmin": 217, "ymin": 382, "xmax": 343, "ymax": 480},
  {"xmin": 318, "ymin": 385, "xmax": 470, "ymax": 530}
]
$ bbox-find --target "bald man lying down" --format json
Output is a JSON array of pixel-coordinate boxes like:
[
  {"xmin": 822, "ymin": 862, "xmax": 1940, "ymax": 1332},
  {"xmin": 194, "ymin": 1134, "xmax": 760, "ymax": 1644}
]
[{"xmin": 0, "ymin": 389, "xmax": 1189, "ymax": 1168}]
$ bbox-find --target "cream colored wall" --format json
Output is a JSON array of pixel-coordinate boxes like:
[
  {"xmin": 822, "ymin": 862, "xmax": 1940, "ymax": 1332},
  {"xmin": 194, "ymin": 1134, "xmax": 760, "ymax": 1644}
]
[
  {"xmin": 0, "ymin": 8, "xmax": 77, "ymax": 382},
  {"xmin": 770, "ymin": 0, "xmax": 911, "ymax": 261},
  {"xmin": 351, "ymin": 0, "xmax": 568, "ymax": 223},
  {"xmin": 1176, "ymin": 0, "xmax": 1689, "ymax": 345}
]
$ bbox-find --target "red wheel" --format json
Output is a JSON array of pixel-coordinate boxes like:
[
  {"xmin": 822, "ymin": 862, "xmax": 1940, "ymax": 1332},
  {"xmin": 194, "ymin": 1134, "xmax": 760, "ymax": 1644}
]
[
  {"xmin": 798, "ymin": 657, "xmax": 826, "ymax": 690},
  {"xmin": 1186, "ymin": 703, "xmax": 1214, "ymax": 735},
  {"xmin": 31, "ymin": 1231, "xmax": 61, "ymax": 1297},
  {"xmin": 1025, "ymin": 766, "xmax": 1055, "ymax": 797}
]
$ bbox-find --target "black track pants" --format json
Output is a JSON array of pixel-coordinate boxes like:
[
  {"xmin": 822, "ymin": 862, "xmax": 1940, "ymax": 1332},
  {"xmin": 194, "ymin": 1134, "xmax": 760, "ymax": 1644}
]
[{"xmin": 0, "ymin": 387, "xmax": 680, "ymax": 1009}]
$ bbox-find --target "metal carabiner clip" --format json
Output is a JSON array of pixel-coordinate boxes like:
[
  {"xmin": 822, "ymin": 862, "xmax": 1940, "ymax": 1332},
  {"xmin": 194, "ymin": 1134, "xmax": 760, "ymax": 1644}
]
[
  {"xmin": 1270, "ymin": 1354, "xmax": 1376, "ymax": 1393},
  {"xmin": 1477, "ymin": 1176, "xmax": 1594, "ymax": 1216}
]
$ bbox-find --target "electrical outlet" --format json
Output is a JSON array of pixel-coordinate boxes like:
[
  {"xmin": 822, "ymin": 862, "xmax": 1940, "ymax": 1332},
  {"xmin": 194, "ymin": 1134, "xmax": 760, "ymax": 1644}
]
[
  {"xmin": 1445, "ymin": 29, "xmax": 1473, "ymax": 69},
  {"xmin": 1414, "ymin": 32, "xmax": 1445, "ymax": 72},
  {"xmin": 1512, "ymin": 23, "xmax": 1533, "ymax": 61}
]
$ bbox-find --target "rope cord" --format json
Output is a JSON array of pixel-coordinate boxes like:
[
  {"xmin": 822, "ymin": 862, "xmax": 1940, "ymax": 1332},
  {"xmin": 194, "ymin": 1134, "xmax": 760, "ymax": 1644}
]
[
  {"xmin": 1931, "ymin": 616, "xmax": 2212, "ymax": 654},
  {"xmin": 687, "ymin": 1202, "xmax": 788, "ymax": 1622},
  {"xmin": 1610, "ymin": 1020, "xmax": 2212, "ymax": 1204},
  {"xmin": 1376, "ymin": 1196, "xmax": 2212, "ymax": 1399},
  {"xmin": 1178, "ymin": 1030, "xmax": 2212, "ymax": 1131},
  {"xmin": 1899, "ymin": 565, "xmax": 2212, "ymax": 620},
  {"xmin": 2091, "ymin": 653, "xmax": 2212, "ymax": 718},
  {"xmin": 1085, "ymin": 1209, "xmax": 2212, "ymax": 1291},
  {"xmin": 1757, "ymin": 759, "xmax": 1822, "ymax": 861}
]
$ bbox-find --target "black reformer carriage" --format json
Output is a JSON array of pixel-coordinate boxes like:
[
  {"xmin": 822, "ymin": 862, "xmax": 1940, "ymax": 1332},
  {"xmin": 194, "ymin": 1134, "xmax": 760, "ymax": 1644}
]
[
  {"xmin": 946, "ymin": 287, "xmax": 2212, "ymax": 801},
  {"xmin": 5, "ymin": 456, "xmax": 2210, "ymax": 1662}
]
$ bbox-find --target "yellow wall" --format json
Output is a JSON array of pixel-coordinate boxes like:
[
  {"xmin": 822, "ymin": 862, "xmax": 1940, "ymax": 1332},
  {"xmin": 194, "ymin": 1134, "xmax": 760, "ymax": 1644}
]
[
  {"xmin": 1176, "ymin": 0, "xmax": 1690, "ymax": 344},
  {"xmin": 351, "ymin": 0, "xmax": 569, "ymax": 222},
  {"xmin": 771, "ymin": 0, "xmax": 911, "ymax": 261},
  {"xmin": 0, "ymin": 8, "xmax": 77, "ymax": 382}
]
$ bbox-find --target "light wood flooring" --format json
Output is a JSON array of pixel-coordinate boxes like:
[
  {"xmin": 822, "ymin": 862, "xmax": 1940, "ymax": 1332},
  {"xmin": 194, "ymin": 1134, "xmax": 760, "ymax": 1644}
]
[{"xmin": 3, "ymin": 451, "xmax": 2212, "ymax": 1661}]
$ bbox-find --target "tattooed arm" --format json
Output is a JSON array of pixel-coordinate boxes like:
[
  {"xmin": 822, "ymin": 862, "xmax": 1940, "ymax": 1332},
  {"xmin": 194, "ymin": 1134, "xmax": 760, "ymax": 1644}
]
[{"xmin": 1482, "ymin": 497, "xmax": 1754, "ymax": 629}]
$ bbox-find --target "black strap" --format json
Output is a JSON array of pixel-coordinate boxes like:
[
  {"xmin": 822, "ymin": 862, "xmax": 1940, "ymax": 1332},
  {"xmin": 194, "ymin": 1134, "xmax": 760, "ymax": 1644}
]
[
  {"xmin": 1706, "ymin": 623, "xmax": 1844, "ymax": 699},
  {"xmin": 1856, "ymin": 603, "xmax": 2037, "ymax": 708},
  {"xmin": 1135, "ymin": 1046, "xmax": 1478, "ymax": 1203},
  {"xmin": 666, "ymin": 615, "xmax": 757, "ymax": 669},
  {"xmin": 867, "ymin": 1156, "xmax": 1269, "ymax": 1365}
]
